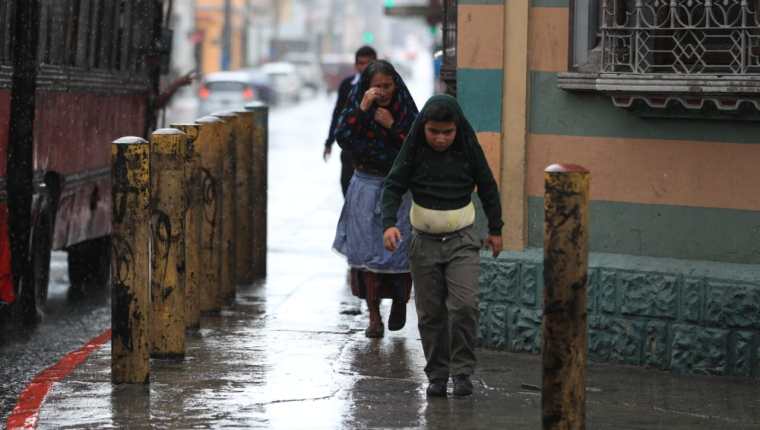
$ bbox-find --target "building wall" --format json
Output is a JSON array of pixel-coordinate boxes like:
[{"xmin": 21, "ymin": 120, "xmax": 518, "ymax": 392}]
[
  {"xmin": 456, "ymin": 1, "xmax": 504, "ymax": 192},
  {"xmin": 196, "ymin": 0, "xmax": 249, "ymax": 74},
  {"xmin": 458, "ymin": 0, "xmax": 760, "ymax": 376}
]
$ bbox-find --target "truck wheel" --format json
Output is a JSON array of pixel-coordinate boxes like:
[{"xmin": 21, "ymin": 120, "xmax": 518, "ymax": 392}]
[
  {"xmin": 31, "ymin": 208, "xmax": 53, "ymax": 310},
  {"xmin": 67, "ymin": 236, "xmax": 111, "ymax": 297},
  {"xmin": 13, "ymin": 207, "xmax": 54, "ymax": 322}
]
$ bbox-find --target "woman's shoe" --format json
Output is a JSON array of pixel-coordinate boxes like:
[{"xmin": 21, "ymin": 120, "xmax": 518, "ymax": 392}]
[{"xmin": 388, "ymin": 299, "xmax": 406, "ymax": 331}]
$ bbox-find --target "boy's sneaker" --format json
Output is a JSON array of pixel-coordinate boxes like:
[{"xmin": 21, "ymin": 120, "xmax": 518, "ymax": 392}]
[
  {"xmin": 452, "ymin": 375, "xmax": 473, "ymax": 396},
  {"xmin": 426, "ymin": 379, "xmax": 448, "ymax": 397}
]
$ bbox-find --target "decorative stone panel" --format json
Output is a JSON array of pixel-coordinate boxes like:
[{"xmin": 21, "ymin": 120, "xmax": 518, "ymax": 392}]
[
  {"xmin": 478, "ymin": 250, "xmax": 760, "ymax": 377},
  {"xmin": 620, "ymin": 273, "xmax": 678, "ymax": 319},
  {"xmin": 606, "ymin": 317, "xmax": 644, "ymax": 365},
  {"xmin": 705, "ymin": 282, "xmax": 760, "ymax": 329},
  {"xmin": 479, "ymin": 304, "xmax": 508, "ymax": 348},
  {"xmin": 520, "ymin": 263, "xmax": 540, "ymax": 307},
  {"xmin": 733, "ymin": 331, "xmax": 755, "ymax": 377},
  {"xmin": 681, "ymin": 278, "xmax": 704, "ymax": 323},
  {"xmin": 588, "ymin": 315, "xmax": 612, "ymax": 362},
  {"xmin": 599, "ymin": 270, "xmax": 617, "ymax": 314},
  {"xmin": 642, "ymin": 321, "xmax": 669, "ymax": 369},
  {"xmin": 507, "ymin": 306, "xmax": 542, "ymax": 353},
  {"xmin": 480, "ymin": 261, "xmax": 519, "ymax": 304},
  {"xmin": 671, "ymin": 324, "xmax": 729, "ymax": 376},
  {"xmin": 586, "ymin": 269, "xmax": 599, "ymax": 313}
]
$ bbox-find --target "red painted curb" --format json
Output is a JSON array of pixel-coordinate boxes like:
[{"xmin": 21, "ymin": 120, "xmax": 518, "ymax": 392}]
[{"xmin": 6, "ymin": 329, "xmax": 112, "ymax": 430}]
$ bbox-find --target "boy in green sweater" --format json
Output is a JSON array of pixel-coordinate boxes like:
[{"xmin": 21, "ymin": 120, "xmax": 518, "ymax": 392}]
[{"xmin": 382, "ymin": 94, "xmax": 503, "ymax": 397}]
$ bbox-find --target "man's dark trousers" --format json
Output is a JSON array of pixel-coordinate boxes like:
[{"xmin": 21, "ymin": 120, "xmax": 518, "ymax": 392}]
[{"xmin": 340, "ymin": 149, "xmax": 353, "ymax": 197}]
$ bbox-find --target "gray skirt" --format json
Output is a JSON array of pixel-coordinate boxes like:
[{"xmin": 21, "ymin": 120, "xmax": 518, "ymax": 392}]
[{"xmin": 332, "ymin": 171, "xmax": 412, "ymax": 273}]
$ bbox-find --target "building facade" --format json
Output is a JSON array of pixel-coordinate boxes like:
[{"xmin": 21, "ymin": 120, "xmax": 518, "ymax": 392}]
[{"xmin": 456, "ymin": 0, "xmax": 760, "ymax": 376}]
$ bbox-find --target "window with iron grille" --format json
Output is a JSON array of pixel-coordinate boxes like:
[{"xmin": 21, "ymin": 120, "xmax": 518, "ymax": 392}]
[
  {"xmin": 601, "ymin": 0, "xmax": 760, "ymax": 74},
  {"xmin": 561, "ymin": 0, "xmax": 760, "ymax": 119},
  {"xmin": 441, "ymin": 0, "xmax": 457, "ymax": 96}
]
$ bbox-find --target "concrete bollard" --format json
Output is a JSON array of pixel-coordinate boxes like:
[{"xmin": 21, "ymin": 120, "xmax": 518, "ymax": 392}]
[
  {"xmin": 111, "ymin": 136, "xmax": 151, "ymax": 385},
  {"xmin": 149, "ymin": 128, "xmax": 188, "ymax": 359},
  {"xmin": 195, "ymin": 117, "xmax": 226, "ymax": 312},
  {"xmin": 233, "ymin": 109, "xmax": 255, "ymax": 285},
  {"xmin": 245, "ymin": 102, "xmax": 268, "ymax": 278},
  {"xmin": 212, "ymin": 111, "xmax": 238, "ymax": 302},
  {"xmin": 542, "ymin": 163, "xmax": 590, "ymax": 430},
  {"xmin": 171, "ymin": 122, "xmax": 202, "ymax": 330}
]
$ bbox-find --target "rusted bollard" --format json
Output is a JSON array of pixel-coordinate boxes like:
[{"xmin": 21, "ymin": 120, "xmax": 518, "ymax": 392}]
[
  {"xmin": 111, "ymin": 136, "xmax": 150, "ymax": 384},
  {"xmin": 195, "ymin": 116, "xmax": 225, "ymax": 312},
  {"xmin": 245, "ymin": 102, "xmax": 268, "ymax": 278},
  {"xmin": 171, "ymin": 122, "xmax": 202, "ymax": 330},
  {"xmin": 212, "ymin": 111, "xmax": 238, "ymax": 301},
  {"xmin": 542, "ymin": 164, "xmax": 590, "ymax": 430},
  {"xmin": 149, "ymin": 128, "xmax": 188, "ymax": 358},
  {"xmin": 233, "ymin": 109, "xmax": 255, "ymax": 285}
]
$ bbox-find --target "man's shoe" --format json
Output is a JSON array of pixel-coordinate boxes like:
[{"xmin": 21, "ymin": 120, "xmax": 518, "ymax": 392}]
[
  {"xmin": 426, "ymin": 379, "xmax": 447, "ymax": 397},
  {"xmin": 452, "ymin": 375, "xmax": 473, "ymax": 396}
]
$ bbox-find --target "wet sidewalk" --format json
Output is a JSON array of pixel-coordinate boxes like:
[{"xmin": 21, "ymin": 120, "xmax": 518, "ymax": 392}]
[{"xmin": 26, "ymin": 97, "xmax": 760, "ymax": 429}]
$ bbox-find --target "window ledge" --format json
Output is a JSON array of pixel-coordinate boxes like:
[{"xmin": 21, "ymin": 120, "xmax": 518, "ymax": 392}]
[{"xmin": 557, "ymin": 73, "xmax": 760, "ymax": 120}]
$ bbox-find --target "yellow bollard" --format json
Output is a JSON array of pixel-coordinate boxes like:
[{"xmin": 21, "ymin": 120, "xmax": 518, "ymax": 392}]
[
  {"xmin": 212, "ymin": 111, "xmax": 238, "ymax": 302},
  {"xmin": 195, "ymin": 116, "xmax": 225, "ymax": 312},
  {"xmin": 111, "ymin": 136, "xmax": 151, "ymax": 384},
  {"xmin": 149, "ymin": 128, "xmax": 188, "ymax": 359},
  {"xmin": 542, "ymin": 163, "xmax": 590, "ymax": 430},
  {"xmin": 171, "ymin": 122, "xmax": 202, "ymax": 330},
  {"xmin": 245, "ymin": 102, "xmax": 268, "ymax": 278},
  {"xmin": 233, "ymin": 109, "xmax": 255, "ymax": 285}
]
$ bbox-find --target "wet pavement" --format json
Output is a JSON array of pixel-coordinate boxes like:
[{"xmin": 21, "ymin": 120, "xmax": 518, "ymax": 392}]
[
  {"xmin": 20, "ymin": 90, "xmax": 760, "ymax": 429},
  {"xmin": 0, "ymin": 252, "xmax": 111, "ymax": 424}
]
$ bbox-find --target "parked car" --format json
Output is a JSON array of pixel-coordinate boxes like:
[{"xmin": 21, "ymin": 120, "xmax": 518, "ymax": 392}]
[
  {"xmin": 281, "ymin": 52, "xmax": 324, "ymax": 93},
  {"xmin": 198, "ymin": 70, "xmax": 272, "ymax": 116},
  {"xmin": 260, "ymin": 62, "xmax": 303, "ymax": 105}
]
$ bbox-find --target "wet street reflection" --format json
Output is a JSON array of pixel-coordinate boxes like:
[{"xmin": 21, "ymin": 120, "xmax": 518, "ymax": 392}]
[
  {"xmin": 29, "ymin": 73, "xmax": 760, "ymax": 430},
  {"xmin": 39, "ymin": 91, "xmax": 436, "ymax": 429}
]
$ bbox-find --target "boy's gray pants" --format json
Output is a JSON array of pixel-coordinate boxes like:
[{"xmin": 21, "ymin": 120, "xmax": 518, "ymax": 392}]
[{"xmin": 409, "ymin": 224, "xmax": 481, "ymax": 382}]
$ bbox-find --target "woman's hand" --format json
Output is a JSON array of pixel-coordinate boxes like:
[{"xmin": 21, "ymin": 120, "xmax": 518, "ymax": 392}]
[
  {"xmin": 360, "ymin": 88, "xmax": 380, "ymax": 111},
  {"xmin": 374, "ymin": 108, "xmax": 395, "ymax": 129},
  {"xmin": 383, "ymin": 227, "xmax": 402, "ymax": 252}
]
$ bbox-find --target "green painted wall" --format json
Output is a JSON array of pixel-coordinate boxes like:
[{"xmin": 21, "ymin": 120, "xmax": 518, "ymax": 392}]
[
  {"xmin": 457, "ymin": 68, "xmax": 504, "ymax": 133},
  {"xmin": 527, "ymin": 197, "xmax": 760, "ymax": 264},
  {"xmin": 459, "ymin": 0, "xmax": 505, "ymax": 4},
  {"xmin": 529, "ymin": 72, "xmax": 760, "ymax": 144}
]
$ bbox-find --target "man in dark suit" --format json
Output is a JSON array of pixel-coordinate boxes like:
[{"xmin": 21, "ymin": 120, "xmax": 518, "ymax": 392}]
[{"xmin": 323, "ymin": 46, "xmax": 377, "ymax": 196}]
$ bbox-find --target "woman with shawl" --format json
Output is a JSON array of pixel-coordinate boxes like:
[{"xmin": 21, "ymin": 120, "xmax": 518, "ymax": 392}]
[
  {"xmin": 333, "ymin": 60, "xmax": 418, "ymax": 338},
  {"xmin": 381, "ymin": 94, "xmax": 503, "ymax": 397}
]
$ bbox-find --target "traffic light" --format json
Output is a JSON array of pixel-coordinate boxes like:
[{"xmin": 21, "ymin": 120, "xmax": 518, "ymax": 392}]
[{"xmin": 384, "ymin": 0, "xmax": 395, "ymax": 7}]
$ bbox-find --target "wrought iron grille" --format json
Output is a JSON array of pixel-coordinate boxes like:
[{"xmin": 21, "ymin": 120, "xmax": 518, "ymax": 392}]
[
  {"xmin": 601, "ymin": 0, "xmax": 760, "ymax": 74},
  {"xmin": 441, "ymin": 0, "xmax": 457, "ymax": 95}
]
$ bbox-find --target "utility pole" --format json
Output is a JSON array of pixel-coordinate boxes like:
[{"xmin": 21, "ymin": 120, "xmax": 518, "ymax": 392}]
[
  {"xmin": 8, "ymin": 0, "xmax": 41, "ymax": 321},
  {"xmin": 222, "ymin": 0, "xmax": 232, "ymax": 70},
  {"xmin": 242, "ymin": 0, "xmax": 252, "ymax": 67}
]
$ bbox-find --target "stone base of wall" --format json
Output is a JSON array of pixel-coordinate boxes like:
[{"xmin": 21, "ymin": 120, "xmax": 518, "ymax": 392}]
[{"xmin": 478, "ymin": 248, "xmax": 760, "ymax": 377}]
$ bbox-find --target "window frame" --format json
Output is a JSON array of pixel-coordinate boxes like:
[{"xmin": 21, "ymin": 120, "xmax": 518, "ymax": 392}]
[{"xmin": 562, "ymin": 0, "xmax": 760, "ymax": 119}]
